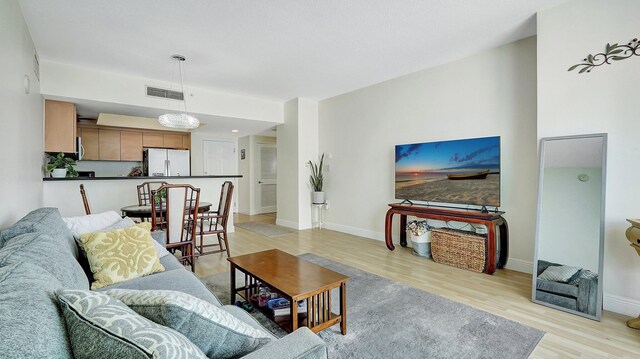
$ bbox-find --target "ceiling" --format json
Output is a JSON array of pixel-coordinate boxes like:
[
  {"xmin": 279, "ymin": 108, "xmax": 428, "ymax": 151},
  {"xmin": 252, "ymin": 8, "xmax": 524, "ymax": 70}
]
[
  {"xmin": 20, "ymin": 0, "xmax": 565, "ymax": 102},
  {"xmin": 48, "ymin": 96, "xmax": 277, "ymax": 138}
]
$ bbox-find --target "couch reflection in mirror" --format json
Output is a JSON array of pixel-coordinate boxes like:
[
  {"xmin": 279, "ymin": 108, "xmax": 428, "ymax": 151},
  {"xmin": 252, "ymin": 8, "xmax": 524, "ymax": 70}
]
[{"xmin": 536, "ymin": 260, "xmax": 598, "ymax": 316}]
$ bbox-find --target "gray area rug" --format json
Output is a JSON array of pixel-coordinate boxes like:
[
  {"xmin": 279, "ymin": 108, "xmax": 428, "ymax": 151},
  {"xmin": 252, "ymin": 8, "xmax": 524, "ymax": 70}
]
[
  {"xmin": 234, "ymin": 221, "xmax": 294, "ymax": 237},
  {"xmin": 201, "ymin": 253, "xmax": 544, "ymax": 359}
]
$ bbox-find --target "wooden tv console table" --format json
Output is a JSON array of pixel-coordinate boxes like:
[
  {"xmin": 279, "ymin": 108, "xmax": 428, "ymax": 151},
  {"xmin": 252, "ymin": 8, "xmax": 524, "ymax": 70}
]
[{"xmin": 384, "ymin": 203, "xmax": 509, "ymax": 274}]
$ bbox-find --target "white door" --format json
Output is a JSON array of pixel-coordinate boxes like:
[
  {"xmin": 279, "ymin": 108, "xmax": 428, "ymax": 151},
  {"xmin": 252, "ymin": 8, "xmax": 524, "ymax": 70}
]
[
  {"xmin": 203, "ymin": 140, "xmax": 236, "ymax": 175},
  {"xmin": 255, "ymin": 143, "xmax": 277, "ymax": 214},
  {"xmin": 167, "ymin": 150, "xmax": 190, "ymax": 176}
]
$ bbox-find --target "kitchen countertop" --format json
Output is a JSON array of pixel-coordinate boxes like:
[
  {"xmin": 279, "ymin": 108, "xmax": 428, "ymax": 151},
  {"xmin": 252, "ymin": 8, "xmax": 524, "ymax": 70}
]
[{"xmin": 43, "ymin": 175, "xmax": 242, "ymax": 181}]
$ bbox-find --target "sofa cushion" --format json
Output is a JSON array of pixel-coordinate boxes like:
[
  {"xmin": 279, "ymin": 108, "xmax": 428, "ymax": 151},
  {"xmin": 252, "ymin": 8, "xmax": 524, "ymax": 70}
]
[
  {"xmin": 105, "ymin": 289, "xmax": 273, "ymax": 359},
  {"xmin": 96, "ymin": 268, "xmax": 222, "ymax": 306},
  {"xmin": 57, "ymin": 289, "xmax": 206, "ymax": 359},
  {"xmin": 538, "ymin": 265, "xmax": 582, "ymax": 283},
  {"xmin": 0, "ymin": 207, "xmax": 79, "ymax": 259},
  {"xmin": 221, "ymin": 305, "xmax": 277, "ymax": 340},
  {"xmin": 160, "ymin": 253, "xmax": 186, "ymax": 271},
  {"xmin": 0, "ymin": 262, "xmax": 73, "ymax": 358},
  {"xmin": 62, "ymin": 211, "xmax": 122, "ymax": 239},
  {"xmin": 0, "ymin": 232, "xmax": 89, "ymax": 289},
  {"xmin": 79, "ymin": 225, "xmax": 165, "ymax": 289}
]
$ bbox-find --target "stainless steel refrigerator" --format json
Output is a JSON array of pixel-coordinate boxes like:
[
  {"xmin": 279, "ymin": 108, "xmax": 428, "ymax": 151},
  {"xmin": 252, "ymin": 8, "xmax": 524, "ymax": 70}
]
[{"xmin": 143, "ymin": 148, "xmax": 191, "ymax": 177}]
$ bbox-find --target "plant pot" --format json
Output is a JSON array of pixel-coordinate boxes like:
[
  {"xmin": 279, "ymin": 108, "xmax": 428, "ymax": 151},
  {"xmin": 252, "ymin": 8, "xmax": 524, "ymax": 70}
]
[
  {"xmin": 51, "ymin": 168, "xmax": 67, "ymax": 178},
  {"xmin": 312, "ymin": 191, "xmax": 325, "ymax": 204}
]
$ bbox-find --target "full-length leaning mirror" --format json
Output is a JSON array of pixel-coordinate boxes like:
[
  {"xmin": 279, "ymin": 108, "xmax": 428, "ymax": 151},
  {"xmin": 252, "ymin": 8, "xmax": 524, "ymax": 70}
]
[{"xmin": 533, "ymin": 134, "xmax": 607, "ymax": 320}]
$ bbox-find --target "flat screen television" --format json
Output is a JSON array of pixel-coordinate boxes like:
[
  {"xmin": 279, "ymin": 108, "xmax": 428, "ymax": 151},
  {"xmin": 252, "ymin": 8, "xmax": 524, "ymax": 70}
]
[{"xmin": 395, "ymin": 136, "xmax": 500, "ymax": 207}]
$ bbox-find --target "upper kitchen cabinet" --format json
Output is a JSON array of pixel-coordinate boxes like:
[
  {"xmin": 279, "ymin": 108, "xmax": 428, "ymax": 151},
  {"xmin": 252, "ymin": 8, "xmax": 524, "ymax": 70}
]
[
  {"xmin": 121, "ymin": 131, "xmax": 143, "ymax": 161},
  {"xmin": 78, "ymin": 127, "xmax": 99, "ymax": 160},
  {"xmin": 98, "ymin": 129, "xmax": 121, "ymax": 160},
  {"xmin": 142, "ymin": 132, "xmax": 164, "ymax": 148},
  {"xmin": 44, "ymin": 100, "xmax": 76, "ymax": 153},
  {"xmin": 182, "ymin": 134, "xmax": 191, "ymax": 150},
  {"xmin": 163, "ymin": 133, "xmax": 183, "ymax": 149}
]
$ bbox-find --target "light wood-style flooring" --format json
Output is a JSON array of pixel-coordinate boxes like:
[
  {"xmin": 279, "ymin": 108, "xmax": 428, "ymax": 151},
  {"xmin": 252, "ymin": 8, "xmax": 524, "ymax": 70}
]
[{"xmin": 195, "ymin": 213, "xmax": 640, "ymax": 358}]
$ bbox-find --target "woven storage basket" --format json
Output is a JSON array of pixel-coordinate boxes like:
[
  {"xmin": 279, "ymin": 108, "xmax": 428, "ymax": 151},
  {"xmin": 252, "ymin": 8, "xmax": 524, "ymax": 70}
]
[{"xmin": 431, "ymin": 228, "xmax": 487, "ymax": 273}]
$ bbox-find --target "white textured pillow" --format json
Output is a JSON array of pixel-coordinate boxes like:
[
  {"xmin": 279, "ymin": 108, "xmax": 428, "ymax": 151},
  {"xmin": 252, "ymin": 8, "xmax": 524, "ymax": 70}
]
[
  {"xmin": 538, "ymin": 265, "xmax": 582, "ymax": 283},
  {"xmin": 63, "ymin": 211, "xmax": 122, "ymax": 239},
  {"xmin": 105, "ymin": 289, "xmax": 273, "ymax": 358}
]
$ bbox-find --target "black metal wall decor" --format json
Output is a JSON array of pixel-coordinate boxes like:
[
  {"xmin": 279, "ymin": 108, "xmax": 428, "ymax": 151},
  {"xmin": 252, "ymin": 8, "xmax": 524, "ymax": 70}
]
[{"xmin": 568, "ymin": 37, "xmax": 639, "ymax": 73}]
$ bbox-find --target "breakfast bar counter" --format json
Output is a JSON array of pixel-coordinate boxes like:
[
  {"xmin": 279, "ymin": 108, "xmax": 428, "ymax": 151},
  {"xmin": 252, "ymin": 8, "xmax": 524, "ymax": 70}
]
[{"xmin": 43, "ymin": 175, "xmax": 241, "ymax": 232}]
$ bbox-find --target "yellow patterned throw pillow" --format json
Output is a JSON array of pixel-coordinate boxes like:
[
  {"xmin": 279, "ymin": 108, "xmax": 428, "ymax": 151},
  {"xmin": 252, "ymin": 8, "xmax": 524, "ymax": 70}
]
[{"xmin": 80, "ymin": 224, "xmax": 164, "ymax": 289}]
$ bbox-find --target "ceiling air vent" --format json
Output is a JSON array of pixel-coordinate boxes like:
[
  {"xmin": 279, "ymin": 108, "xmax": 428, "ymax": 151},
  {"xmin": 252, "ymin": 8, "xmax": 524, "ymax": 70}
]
[{"xmin": 146, "ymin": 86, "xmax": 184, "ymax": 101}]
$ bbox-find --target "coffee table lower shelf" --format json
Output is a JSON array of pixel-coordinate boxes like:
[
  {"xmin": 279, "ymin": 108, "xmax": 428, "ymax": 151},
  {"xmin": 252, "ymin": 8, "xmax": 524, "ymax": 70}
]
[{"xmin": 231, "ymin": 266, "xmax": 347, "ymax": 335}]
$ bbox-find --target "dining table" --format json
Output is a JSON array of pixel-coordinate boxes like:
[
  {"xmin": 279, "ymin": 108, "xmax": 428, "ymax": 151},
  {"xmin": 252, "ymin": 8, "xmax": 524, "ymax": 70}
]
[{"xmin": 120, "ymin": 201, "xmax": 213, "ymax": 219}]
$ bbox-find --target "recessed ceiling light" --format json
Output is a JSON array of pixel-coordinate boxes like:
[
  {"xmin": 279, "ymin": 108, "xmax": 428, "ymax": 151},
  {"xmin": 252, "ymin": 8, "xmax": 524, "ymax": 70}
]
[{"xmin": 231, "ymin": 129, "xmax": 239, "ymax": 133}]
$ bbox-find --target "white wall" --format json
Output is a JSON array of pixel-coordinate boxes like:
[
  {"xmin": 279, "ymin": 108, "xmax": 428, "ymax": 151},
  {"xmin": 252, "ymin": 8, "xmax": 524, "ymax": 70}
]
[
  {"xmin": 40, "ymin": 61, "xmax": 283, "ymax": 124},
  {"xmin": 277, "ymin": 99, "xmax": 300, "ymax": 227},
  {"xmin": 0, "ymin": 0, "xmax": 43, "ymax": 227},
  {"xmin": 538, "ymin": 168, "xmax": 602, "ymax": 272},
  {"xmin": 319, "ymin": 37, "xmax": 538, "ymax": 272},
  {"xmin": 277, "ymin": 99, "xmax": 319, "ymax": 229},
  {"xmin": 238, "ymin": 136, "xmax": 251, "ymax": 214},
  {"xmin": 537, "ymin": 0, "xmax": 640, "ymax": 316}
]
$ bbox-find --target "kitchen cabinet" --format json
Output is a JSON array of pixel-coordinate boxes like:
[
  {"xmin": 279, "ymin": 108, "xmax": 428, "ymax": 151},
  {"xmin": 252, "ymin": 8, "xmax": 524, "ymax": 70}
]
[
  {"xmin": 182, "ymin": 134, "xmax": 191, "ymax": 150},
  {"xmin": 142, "ymin": 132, "xmax": 164, "ymax": 148},
  {"xmin": 121, "ymin": 131, "xmax": 143, "ymax": 161},
  {"xmin": 163, "ymin": 133, "xmax": 183, "ymax": 149},
  {"xmin": 98, "ymin": 129, "xmax": 121, "ymax": 160},
  {"xmin": 79, "ymin": 127, "xmax": 99, "ymax": 160},
  {"xmin": 44, "ymin": 100, "xmax": 76, "ymax": 153}
]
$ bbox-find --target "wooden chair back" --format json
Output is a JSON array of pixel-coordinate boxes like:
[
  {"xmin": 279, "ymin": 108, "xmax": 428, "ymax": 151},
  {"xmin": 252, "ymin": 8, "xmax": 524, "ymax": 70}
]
[
  {"xmin": 216, "ymin": 181, "xmax": 234, "ymax": 228},
  {"xmin": 151, "ymin": 184, "xmax": 200, "ymax": 248},
  {"xmin": 79, "ymin": 184, "xmax": 91, "ymax": 215},
  {"xmin": 137, "ymin": 181, "xmax": 169, "ymax": 206}
]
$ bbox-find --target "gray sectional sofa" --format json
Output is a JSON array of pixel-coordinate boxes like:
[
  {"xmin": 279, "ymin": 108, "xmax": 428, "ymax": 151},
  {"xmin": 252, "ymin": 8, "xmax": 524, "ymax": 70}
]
[
  {"xmin": 535, "ymin": 260, "xmax": 598, "ymax": 316},
  {"xmin": 0, "ymin": 208, "xmax": 328, "ymax": 358}
]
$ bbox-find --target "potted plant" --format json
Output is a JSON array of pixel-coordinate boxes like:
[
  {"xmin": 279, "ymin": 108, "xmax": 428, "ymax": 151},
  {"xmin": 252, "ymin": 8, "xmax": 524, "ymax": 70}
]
[
  {"xmin": 308, "ymin": 153, "xmax": 325, "ymax": 204},
  {"xmin": 46, "ymin": 152, "xmax": 78, "ymax": 178},
  {"xmin": 406, "ymin": 220, "xmax": 432, "ymax": 257}
]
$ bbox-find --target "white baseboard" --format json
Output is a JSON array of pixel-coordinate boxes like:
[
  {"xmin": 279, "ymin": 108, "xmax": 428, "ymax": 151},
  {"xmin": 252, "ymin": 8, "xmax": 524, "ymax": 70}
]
[
  {"xmin": 604, "ymin": 294, "xmax": 640, "ymax": 317},
  {"xmin": 276, "ymin": 218, "xmax": 301, "ymax": 230},
  {"xmin": 504, "ymin": 258, "xmax": 533, "ymax": 274},
  {"xmin": 323, "ymin": 221, "xmax": 385, "ymax": 241}
]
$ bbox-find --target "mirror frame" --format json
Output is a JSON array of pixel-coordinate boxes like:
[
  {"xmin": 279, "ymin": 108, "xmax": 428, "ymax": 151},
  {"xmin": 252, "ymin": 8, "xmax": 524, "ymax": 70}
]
[{"xmin": 532, "ymin": 133, "xmax": 607, "ymax": 321}]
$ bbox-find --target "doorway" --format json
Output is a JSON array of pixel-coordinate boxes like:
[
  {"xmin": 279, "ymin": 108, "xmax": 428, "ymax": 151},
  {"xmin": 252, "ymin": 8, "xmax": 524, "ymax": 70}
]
[
  {"xmin": 255, "ymin": 142, "xmax": 277, "ymax": 214},
  {"xmin": 203, "ymin": 140, "xmax": 236, "ymax": 175}
]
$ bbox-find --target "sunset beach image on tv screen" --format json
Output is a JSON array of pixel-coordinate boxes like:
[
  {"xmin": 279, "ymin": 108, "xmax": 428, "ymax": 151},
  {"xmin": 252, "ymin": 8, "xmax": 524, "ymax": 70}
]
[{"xmin": 395, "ymin": 136, "xmax": 500, "ymax": 206}]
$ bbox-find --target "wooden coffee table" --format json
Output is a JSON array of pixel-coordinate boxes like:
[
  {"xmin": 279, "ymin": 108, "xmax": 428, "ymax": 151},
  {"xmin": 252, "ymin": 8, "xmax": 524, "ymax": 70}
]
[{"xmin": 228, "ymin": 249, "xmax": 350, "ymax": 334}]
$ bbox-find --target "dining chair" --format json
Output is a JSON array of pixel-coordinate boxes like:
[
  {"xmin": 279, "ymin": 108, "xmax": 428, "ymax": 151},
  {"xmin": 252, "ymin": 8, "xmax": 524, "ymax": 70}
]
[
  {"xmin": 137, "ymin": 181, "xmax": 169, "ymax": 205},
  {"xmin": 196, "ymin": 181, "xmax": 234, "ymax": 258},
  {"xmin": 151, "ymin": 184, "xmax": 200, "ymax": 272},
  {"xmin": 79, "ymin": 184, "xmax": 91, "ymax": 215}
]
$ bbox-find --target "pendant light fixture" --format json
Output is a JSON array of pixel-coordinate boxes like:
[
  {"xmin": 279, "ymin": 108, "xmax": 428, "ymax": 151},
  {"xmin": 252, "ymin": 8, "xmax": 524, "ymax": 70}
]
[{"xmin": 158, "ymin": 55, "xmax": 200, "ymax": 129}]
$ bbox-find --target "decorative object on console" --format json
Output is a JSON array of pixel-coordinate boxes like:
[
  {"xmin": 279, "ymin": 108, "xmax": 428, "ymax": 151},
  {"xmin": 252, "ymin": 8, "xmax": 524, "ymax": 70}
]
[
  {"xmin": 308, "ymin": 153, "xmax": 325, "ymax": 204},
  {"xmin": 46, "ymin": 152, "xmax": 78, "ymax": 178},
  {"xmin": 406, "ymin": 220, "xmax": 432, "ymax": 257},
  {"xmin": 625, "ymin": 219, "xmax": 640, "ymax": 329},
  {"xmin": 568, "ymin": 37, "xmax": 639, "ymax": 73},
  {"xmin": 158, "ymin": 55, "xmax": 200, "ymax": 129}
]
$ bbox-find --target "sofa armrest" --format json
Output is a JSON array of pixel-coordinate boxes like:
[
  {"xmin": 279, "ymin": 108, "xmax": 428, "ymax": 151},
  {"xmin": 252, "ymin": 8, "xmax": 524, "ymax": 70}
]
[
  {"xmin": 150, "ymin": 230, "xmax": 166, "ymax": 246},
  {"xmin": 576, "ymin": 276, "xmax": 598, "ymax": 315},
  {"xmin": 241, "ymin": 327, "xmax": 328, "ymax": 359}
]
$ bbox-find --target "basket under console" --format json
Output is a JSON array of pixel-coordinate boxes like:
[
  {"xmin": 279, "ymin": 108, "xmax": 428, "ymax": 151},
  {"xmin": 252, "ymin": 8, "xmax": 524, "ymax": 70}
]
[{"xmin": 431, "ymin": 228, "xmax": 487, "ymax": 273}]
